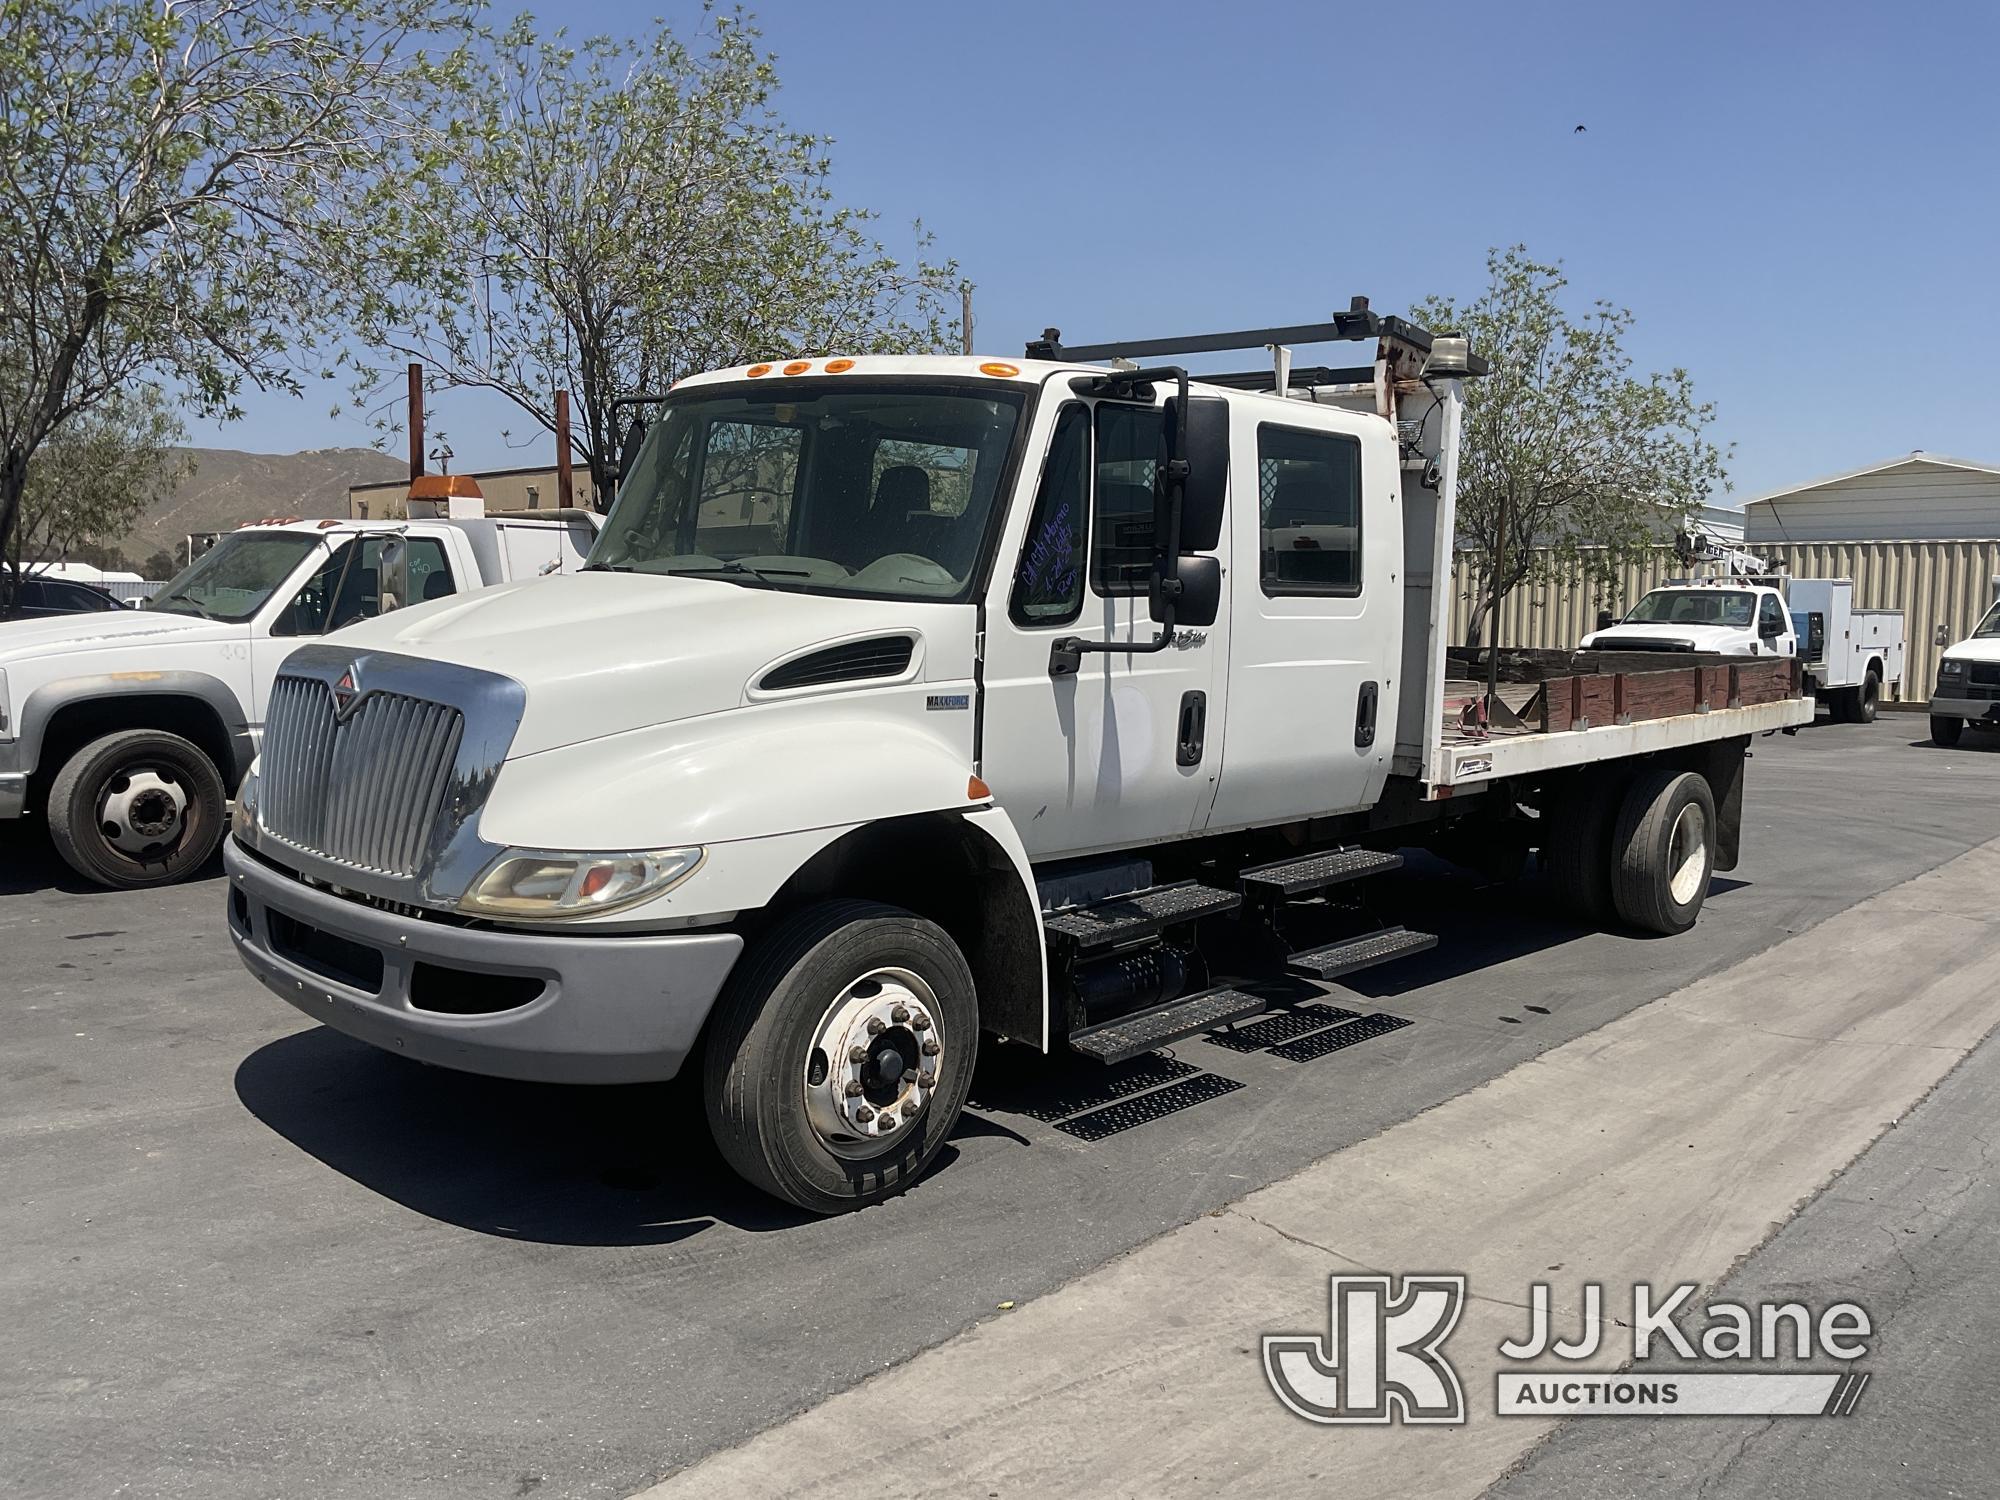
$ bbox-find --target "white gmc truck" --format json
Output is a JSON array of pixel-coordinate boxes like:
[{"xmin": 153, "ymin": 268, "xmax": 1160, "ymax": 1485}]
[
  {"xmin": 222, "ymin": 307, "xmax": 1813, "ymax": 1213},
  {"xmin": 0, "ymin": 512, "xmax": 596, "ymax": 887}
]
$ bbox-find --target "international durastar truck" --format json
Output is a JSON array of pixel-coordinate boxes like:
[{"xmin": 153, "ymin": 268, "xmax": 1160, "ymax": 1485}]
[{"xmin": 222, "ymin": 306, "xmax": 1814, "ymax": 1212}]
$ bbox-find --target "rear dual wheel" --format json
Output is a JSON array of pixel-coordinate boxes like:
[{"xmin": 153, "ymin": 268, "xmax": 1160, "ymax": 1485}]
[
  {"xmin": 1544, "ymin": 765, "xmax": 1717, "ymax": 936},
  {"xmin": 703, "ymin": 900, "xmax": 977, "ymax": 1214}
]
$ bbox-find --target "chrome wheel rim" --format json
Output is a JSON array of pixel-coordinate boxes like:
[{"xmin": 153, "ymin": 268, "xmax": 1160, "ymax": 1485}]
[
  {"xmin": 98, "ymin": 765, "xmax": 189, "ymax": 860},
  {"xmin": 802, "ymin": 966, "xmax": 943, "ymax": 1160},
  {"xmin": 1668, "ymin": 802, "xmax": 1709, "ymax": 906}
]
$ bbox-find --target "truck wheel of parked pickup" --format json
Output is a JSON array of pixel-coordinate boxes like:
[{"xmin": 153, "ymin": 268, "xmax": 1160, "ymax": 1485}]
[
  {"xmin": 1609, "ymin": 766, "xmax": 1717, "ymax": 936},
  {"xmin": 1931, "ymin": 714, "xmax": 1964, "ymax": 747},
  {"xmin": 45, "ymin": 728, "xmax": 228, "ymax": 889},
  {"xmin": 702, "ymin": 899, "xmax": 979, "ymax": 1214}
]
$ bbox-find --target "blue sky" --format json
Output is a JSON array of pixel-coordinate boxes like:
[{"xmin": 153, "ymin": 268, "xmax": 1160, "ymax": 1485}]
[{"xmin": 186, "ymin": 0, "xmax": 2000, "ymax": 504}]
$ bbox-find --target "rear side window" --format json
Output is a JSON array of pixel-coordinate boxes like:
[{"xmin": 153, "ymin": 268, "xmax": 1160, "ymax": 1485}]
[
  {"xmin": 1091, "ymin": 403, "xmax": 1164, "ymax": 596},
  {"xmin": 1011, "ymin": 404, "xmax": 1089, "ymax": 626},
  {"xmin": 1259, "ymin": 425, "xmax": 1362, "ymax": 596}
]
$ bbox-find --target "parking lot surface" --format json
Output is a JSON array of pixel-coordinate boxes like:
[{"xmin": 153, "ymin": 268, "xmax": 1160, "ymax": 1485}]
[{"xmin": 4, "ymin": 717, "xmax": 1998, "ymax": 1498}]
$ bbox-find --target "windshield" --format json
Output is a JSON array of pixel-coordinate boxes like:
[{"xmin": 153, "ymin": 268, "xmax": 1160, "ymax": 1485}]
[
  {"xmin": 1973, "ymin": 600, "xmax": 2000, "ymax": 640},
  {"xmin": 1623, "ymin": 589, "xmax": 1756, "ymax": 627},
  {"xmin": 587, "ymin": 383, "xmax": 1027, "ymax": 599},
  {"xmin": 148, "ymin": 531, "xmax": 322, "ymax": 621}
]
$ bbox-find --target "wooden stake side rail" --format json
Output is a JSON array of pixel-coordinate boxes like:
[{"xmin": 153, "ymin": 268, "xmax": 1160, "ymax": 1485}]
[{"xmin": 1536, "ymin": 656, "xmax": 1799, "ymax": 732}]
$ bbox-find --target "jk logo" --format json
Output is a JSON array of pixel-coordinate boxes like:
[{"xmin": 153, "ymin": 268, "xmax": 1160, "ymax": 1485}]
[{"xmin": 1263, "ymin": 1275, "xmax": 1468, "ymax": 1425}]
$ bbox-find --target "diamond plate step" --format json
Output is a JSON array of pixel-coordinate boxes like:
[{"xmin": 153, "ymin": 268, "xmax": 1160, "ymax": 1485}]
[
  {"xmin": 1240, "ymin": 847, "xmax": 1404, "ymax": 899},
  {"xmin": 1068, "ymin": 986, "xmax": 1270, "ymax": 1066},
  {"xmin": 1043, "ymin": 879, "xmax": 1243, "ymax": 956},
  {"xmin": 1285, "ymin": 926, "xmax": 1437, "ymax": 982}
]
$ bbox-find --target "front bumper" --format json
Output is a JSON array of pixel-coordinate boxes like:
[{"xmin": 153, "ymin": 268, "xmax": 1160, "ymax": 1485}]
[
  {"xmin": 224, "ymin": 838, "xmax": 743, "ymax": 1084},
  {"xmin": 1929, "ymin": 693, "xmax": 2000, "ymax": 722}
]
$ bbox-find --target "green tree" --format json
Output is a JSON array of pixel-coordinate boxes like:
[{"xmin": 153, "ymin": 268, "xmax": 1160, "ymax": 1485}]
[
  {"xmin": 348, "ymin": 7, "xmax": 961, "ymax": 505},
  {"xmin": 2, "ymin": 385, "xmax": 186, "ymax": 604},
  {"xmin": 0, "ymin": 0, "xmax": 474, "ymax": 613},
  {"xmin": 140, "ymin": 548, "xmax": 179, "ymax": 582},
  {"xmin": 1414, "ymin": 246, "xmax": 1730, "ymax": 647}
]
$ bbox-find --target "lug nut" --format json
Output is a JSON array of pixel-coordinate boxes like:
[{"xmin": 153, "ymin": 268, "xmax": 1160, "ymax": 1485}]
[
  {"xmin": 911, "ymin": 1014, "xmax": 931, "ymax": 1031},
  {"xmin": 918, "ymin": 1071, "xmax": 936, "ymax": 1088},
  {"xmin": 866, "ymin": 1017, "xmax": 886, "ymax": 1035},
  {"xmin": 855, "ymin": 1106, "xmax": 876, "ymax": 1123},
  {"xmin": 891, "ymin": 1004, "xmax": 910, "ymax": 1023},
  {"xmin": 849, "ymin": 1045, "xmax": 868, "ymax": 1063},
  {"xmin": 844, "ymin": 1081, "xmax": 864, "ymax": 1097},
  {"xmin": 901, "ymin": 1100, "xmax": 920, "ymax": 1119},
  {"xmin": 878, "ymin": 1114, "xmax": 898, "ymax": 1131},
  {"xmin": 921, "ymin": 1039, "xmax": 941, "ymax": 1056}
]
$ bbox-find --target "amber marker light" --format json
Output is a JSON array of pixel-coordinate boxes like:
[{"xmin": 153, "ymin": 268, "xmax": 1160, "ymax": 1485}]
[
  {"xmin": 967, "ymin": 775, "xmax": 992, "ymax": 800},
  {"xmin": 978, "ymin": 361, "xmax": 1020, "ymax": 378},
  {"xmin": 825, "ymin": 358, "xmax": 855, "ymax": 373},
  {"xmin": 783, "ymin": 360, "xmax": 812, "ymax": 375},
  {"xmin": 746, "ymin": 363, "xmax": 773, "ymax": 378}
]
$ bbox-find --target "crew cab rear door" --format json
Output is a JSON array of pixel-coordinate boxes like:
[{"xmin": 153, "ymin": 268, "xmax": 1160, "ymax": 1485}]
[
  {"xmin": 980, "ymin": 390, "xmax": 1228, "ymax": 860},
  {"xmin": 1205, "ymin": 405, "xmax": 1401, "ymax": 829}
]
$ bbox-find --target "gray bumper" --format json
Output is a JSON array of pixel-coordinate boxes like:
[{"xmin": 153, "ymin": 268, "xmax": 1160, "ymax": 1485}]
[
  {"xmin": 224, "ymin": 838, "xmax": 743, "ymax": 1084},
  {"xmin": 0, "ymin": 738, "xmax": 25, "ymax": 818},
  {"xmin": 1929, "ymin": 694, "xmax": 2000, "ymax": 721}
]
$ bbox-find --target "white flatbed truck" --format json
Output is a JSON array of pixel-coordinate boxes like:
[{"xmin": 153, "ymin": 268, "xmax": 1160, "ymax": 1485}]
[{"xmin": 222, "ymin": 304, "xmax": 1814, "ymax": 1211}]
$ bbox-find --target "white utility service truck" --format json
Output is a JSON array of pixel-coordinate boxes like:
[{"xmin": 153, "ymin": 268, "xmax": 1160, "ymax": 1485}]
[
  {"xmin": 1929, "ymin": 595, "xmax": 2000, "ymax": 745},
  {"xmin": 1582, "ymin": 574, "xmax": 1902, "ymax": 722},
  {"xmin": 223, "ymin": 306, "xmax": 1813, "ymax": 1212},
  {"xmin": 0, "ymin": 511, "xmax": 597, "ymax": 887}
]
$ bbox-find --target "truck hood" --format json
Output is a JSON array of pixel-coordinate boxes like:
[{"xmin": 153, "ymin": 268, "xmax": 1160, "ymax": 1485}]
[
  {"xmin": 324, "ymin": 571, "xmax": 972, "ymax": 756},
  {"xmin": 0, "ymin": 606, "xmax": 240, "ymax": 666},
  {"xmin": 1942, "ymin": 638, "xmax": 2000, "ymax": 666},
  {"xmin": 1581, "ymin": 621, "xmax": 1751, "ymax": 653}
]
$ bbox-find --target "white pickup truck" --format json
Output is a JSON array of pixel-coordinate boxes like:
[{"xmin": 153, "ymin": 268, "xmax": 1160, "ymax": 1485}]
[
  {"xmin": 1929, "ymin": 596, "xmax": 2000, "ymax": 745},
  {"xmin": 1582, "ymin": 577, "xmax": 1902, "ymax": 722},
  {"xmin": 0, "ymin": 511, "xmax": 596, "ymax": 887},
  {"xmin": 222, "ymin": 307, "xmax": 1813, "ymax": 1212}
]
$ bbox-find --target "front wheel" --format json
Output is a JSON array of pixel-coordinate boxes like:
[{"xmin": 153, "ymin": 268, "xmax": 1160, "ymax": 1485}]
[
  {"xmin": 1932, "ymin": 714, "xmax": 1964, "ymax": 747},
  {"xmin": 45, "ymin": 729, "xmax": 227, "ymax": 889},
  {"xmin": 1610, "ymin": 767, "xmax": 1717, "ymax": 936},
  {"xmin": 1855, "ymin": 669, "xmax": 1881, "ymax": 723},
  {"xmin": 703, "ymin": 900, "xmax": 978, "ymax": 1214}
]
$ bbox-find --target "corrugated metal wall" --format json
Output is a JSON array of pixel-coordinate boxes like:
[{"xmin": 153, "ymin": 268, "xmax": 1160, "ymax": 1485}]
[{"xmin": 1448, "ymin": 541, "xmax": 2000, "ymax": 701}]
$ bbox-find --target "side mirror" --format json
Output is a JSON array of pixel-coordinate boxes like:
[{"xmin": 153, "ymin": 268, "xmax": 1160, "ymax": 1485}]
[
  {"xmin": 1596, "ymin": 608, "xmax": 1616, "ymax": 633},
  {"xmin": 616, "ymin": 417, "xmax": 648, "ymax": 484},
  {"xmin": 1165, "ymin": 394, "xmax": 1230, "ymax": 552},
  {"xmin": 1935, "ymin": 624, "xmax": 1951, "ymax": 647},
  {"xmin": 1168, "ymin": 554, "xmax": 1221, "ymax": 628},
  {"xmin": 378, "ymin": 537, "xmax": 409, "ymax": 613}
]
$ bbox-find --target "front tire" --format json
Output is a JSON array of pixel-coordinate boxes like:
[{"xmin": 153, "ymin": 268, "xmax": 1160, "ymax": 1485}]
[
  {"xmin": 1610, "ymin": 767, "xmax": 1716, "ymax": 936},
  {"xmin": 703, "ymin": 899, "xmax": 977, "ymax": 1214},
  {"xmin": 46, "ymin": 729, "xmax": 227, "ymax": 889},
  {"xmin": 1932, "ymin": 714, "xmax": 1964, "ymax": 747},
  {"xmin": 1855, "ymin": 669, "xmax": 1880, "ymax": 723}
]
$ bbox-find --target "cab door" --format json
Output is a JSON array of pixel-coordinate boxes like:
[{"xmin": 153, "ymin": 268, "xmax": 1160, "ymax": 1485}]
[
  {"xmin": 980, "ymin": 393, "xmax": 1228, "ymax": 861},
  {"xmin": 1205, "ymin": 406, "xmax": 1401, "ymax": 831}
]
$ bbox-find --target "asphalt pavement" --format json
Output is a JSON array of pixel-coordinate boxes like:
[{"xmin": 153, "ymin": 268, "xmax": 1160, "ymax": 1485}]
[{"xmin": 3, "ymin": 715, "xmax": 1998, "ymax": 1499}]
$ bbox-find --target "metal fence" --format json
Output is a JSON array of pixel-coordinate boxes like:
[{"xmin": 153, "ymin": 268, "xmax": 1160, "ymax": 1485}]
[{"xmin": 1448, "ymin": 541, "xmax": 2000, "ymax": 702}]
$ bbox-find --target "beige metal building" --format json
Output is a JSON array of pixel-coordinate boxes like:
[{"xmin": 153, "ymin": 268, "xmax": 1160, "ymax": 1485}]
[
  {"xmin": 1741, "ymin": 453, "xmax": 2000, "ymax": 544},
  {"xmin": 349, "ymin": 464, "xmax": 598, "ymax": 520}
]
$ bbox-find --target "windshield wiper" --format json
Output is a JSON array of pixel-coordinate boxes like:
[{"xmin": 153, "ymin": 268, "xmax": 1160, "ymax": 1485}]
[
  {"xmin": 672, "ymin": 561, "xmax": 812, "ymax": 583},
  {"xmin": 581, "ymin": 561, "xmax": 636, "ymax": 572}
]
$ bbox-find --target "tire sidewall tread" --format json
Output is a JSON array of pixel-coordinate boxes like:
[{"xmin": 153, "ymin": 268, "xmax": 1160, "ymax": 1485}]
[
  {"xmin": 47, "ymin": 728, "xmax": 227, "ymax": 889},
  {"xmin": 1610, "ymin": 766, "xmax": 1716, "ymax": 936}
]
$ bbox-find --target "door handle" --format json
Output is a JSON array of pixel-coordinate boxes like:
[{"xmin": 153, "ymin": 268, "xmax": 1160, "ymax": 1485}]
[
  {"xmin": 1355, "ymin": 681, "xmax": 1379, "ymax": 748},
  {"xmin": 1177, "ymin": 690, "xmax": 1207, "ymax": 768}
]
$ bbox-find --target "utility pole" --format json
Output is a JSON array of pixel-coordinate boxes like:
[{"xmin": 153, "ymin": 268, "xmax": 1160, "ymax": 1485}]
[
  {"xmin": 555, "ymin": 390, "xmax": 574, "ymax": 509},
  {"xmin": 407, "ymin": 363, "xmax": 425, "ymax": 480},
  {"xmin": 961, "ymin": 284, "xmax": 974, "ymax": 356}
]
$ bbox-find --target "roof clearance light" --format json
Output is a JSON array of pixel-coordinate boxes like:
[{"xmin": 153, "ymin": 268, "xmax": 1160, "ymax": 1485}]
[
  {"xmin": 825, "ymin": 358, "xmax": 855, "ymax": 373},
  {"xmin": 783, "ymin": 360, "xmax": 812, "ymax": 376},
  {"xmin": 979, "ymin": 361, "xmax": 1020, "ymax": 378},
  {"xmin": 746, "ymin": 363, "xmax": 773, "ymax": 378},
  {"xmin": 967, "ymin": 775, "xmax": 991, "ymax": 800}
]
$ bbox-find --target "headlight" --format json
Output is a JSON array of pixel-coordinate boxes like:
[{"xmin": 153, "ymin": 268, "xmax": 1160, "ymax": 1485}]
[
  {"xmin": 460, "ymin": 846, "xmax": 704, "ymax": 919},
  {"xmin": 1938, "ymin": 658, "xmax": 1968, "ymax": 679},
  {"xmin": 236, "ymin": 757, "xmax": 261, "ymax": 822}
]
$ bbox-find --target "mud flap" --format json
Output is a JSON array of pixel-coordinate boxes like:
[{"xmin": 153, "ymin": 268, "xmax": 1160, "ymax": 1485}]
[{"xmin": 1700, "ymin": 736, "xmax": 1749, "ymax": 873}]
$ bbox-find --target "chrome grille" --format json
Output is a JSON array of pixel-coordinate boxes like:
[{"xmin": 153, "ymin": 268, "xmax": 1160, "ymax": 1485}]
[{"xmin": 260, "ymin": 674, "xmax": 464, "ymax": 876}]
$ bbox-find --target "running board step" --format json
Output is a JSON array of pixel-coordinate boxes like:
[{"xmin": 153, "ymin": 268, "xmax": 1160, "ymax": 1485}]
[
  {"xmin": 1286, "ymin": 927, "xmax": 1437, "ymax": 982},
  {"xmin": 1240, "ymin": 847, "xmax": 1404, "ymax": 898},
  {"xmin": 1069, "ymin": 987, "xmax": 1270, "ymax": 1066},
  {"xmin": 1043, "ymin": 879, "xmax": 1243, "ymax": 956}
]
